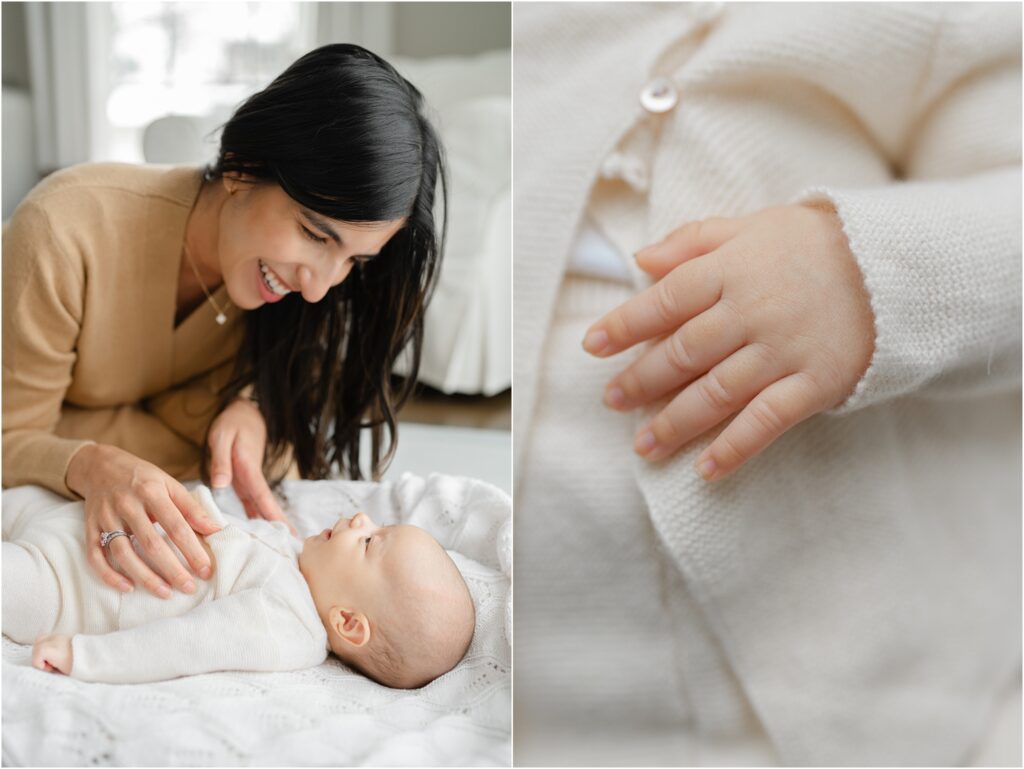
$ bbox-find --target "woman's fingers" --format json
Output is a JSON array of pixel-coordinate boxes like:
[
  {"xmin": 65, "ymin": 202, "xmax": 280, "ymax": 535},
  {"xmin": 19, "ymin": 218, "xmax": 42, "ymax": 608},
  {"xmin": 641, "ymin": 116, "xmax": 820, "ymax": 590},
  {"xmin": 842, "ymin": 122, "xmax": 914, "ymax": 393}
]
[
  {"xmin": 635, "ymin": 216, "xmax": 746, "ymax": 280},
  {"xmin": 583, "ymin": 255, "xmax": 723, "ymax": 357},
  {"xmin": 692, "ymin": 372, "xmax": 827, "ymax": 481},
  {"xmin": 234, "ymin": 456, "xmax": 296, "ymax": 534},
  {"xmin": 209, "ymin": 428, "xmax": 235, "ymax": 489},
  {"xmin": 239, "ymin": 494, "xmax": 296, "ymax": 536},
  {"xmin": 604, "ymin": 300, "xmax": 747, "ymax": 410},
  {"xmin": 162, "ymin": 484, "xmax": 217, "ymax": 579},
  {"xmin": 117, "ymin": 497, "xmax": 199, "ymax": 596},
  {"xmin": 635, "ymin": 343, "xmax": 787, "ymax": 462},
  {"xmin": 168, "ymin": 482, "xmax": 221, "ymax": 537},
  {"xmin": 102, "ymin": 521, "xmax": 176, "ymax": 599},
  {"xmin": 85, "ymin": 517, "xmax": 134, "ymax": 593}
]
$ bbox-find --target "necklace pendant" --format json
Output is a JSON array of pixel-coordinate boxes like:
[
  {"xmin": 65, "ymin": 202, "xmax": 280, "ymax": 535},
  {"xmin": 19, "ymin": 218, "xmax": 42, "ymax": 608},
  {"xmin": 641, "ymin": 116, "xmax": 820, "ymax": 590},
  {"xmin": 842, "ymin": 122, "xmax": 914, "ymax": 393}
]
[{"xmin": 215, "ymin": 312, "xmax": 227, "ymax": 325}]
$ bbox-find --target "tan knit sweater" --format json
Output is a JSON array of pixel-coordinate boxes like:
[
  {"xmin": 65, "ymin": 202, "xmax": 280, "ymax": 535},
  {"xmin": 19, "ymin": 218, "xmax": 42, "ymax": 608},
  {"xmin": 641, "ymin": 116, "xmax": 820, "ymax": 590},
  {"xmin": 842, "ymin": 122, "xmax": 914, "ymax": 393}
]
[{"xmin": 3, "ymin": 163, "xmax": 245, "ymax": 498}]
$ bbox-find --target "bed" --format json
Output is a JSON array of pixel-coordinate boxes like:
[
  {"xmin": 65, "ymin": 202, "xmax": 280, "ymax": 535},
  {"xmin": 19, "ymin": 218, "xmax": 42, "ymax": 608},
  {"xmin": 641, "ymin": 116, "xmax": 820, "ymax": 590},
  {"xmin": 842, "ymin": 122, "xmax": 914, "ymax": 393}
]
[{"xmin": 1, "ymin": 472, "xmax": 511, "ymax": 766}]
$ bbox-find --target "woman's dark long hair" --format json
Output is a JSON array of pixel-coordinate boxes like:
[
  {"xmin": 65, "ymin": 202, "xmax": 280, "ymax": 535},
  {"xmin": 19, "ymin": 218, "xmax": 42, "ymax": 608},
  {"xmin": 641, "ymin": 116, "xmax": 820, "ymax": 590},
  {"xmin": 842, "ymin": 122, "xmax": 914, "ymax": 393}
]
[{"xmin": 198, "ymin": 43, "xmax": 446, "ymax": 487}]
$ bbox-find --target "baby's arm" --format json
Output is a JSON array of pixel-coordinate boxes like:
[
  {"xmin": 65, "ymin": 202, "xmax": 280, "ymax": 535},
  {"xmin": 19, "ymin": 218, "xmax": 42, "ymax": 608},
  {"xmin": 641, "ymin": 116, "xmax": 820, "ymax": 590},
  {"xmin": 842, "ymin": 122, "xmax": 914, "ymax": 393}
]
[
  {"xmin": 38, "ymin": 589, "xmax": 321, "ymax": 684},
  {"xmin": 585, "ymin": 6, "xmax": 1020, "ymax": 481}
]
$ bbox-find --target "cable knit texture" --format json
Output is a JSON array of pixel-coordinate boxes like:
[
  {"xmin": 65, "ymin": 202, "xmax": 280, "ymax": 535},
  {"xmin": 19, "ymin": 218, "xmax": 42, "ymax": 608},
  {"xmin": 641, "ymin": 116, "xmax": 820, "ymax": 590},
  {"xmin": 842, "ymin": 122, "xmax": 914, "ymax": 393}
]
[{"xmin": 514, "ymin": 3, "xmax": 1020, "ymax": 766}]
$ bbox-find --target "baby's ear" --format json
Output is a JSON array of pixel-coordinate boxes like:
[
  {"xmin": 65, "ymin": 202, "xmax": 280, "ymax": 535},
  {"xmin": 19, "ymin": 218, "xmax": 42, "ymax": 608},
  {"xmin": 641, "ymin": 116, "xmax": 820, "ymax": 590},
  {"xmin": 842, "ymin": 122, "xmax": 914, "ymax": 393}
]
[{"xmin": 328, "ymin": 606, "xmax": 371, "ymax": 648}]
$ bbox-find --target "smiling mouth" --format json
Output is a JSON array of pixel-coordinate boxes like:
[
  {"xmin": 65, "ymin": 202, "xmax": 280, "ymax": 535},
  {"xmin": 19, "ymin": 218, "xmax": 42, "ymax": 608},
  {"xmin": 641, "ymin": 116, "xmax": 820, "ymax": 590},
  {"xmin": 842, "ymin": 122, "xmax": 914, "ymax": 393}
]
[{"xmin": 258, "ymin": 259, "xmax": 293, "ymax": 295}]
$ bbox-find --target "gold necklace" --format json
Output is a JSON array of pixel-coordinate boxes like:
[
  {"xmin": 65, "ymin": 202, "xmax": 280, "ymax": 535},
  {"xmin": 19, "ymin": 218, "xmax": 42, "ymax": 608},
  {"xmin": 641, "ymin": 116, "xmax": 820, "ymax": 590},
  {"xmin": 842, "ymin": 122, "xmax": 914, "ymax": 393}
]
[{"xmin": 183, "ymin": 242, "xmax": 231, "ymax": 325}]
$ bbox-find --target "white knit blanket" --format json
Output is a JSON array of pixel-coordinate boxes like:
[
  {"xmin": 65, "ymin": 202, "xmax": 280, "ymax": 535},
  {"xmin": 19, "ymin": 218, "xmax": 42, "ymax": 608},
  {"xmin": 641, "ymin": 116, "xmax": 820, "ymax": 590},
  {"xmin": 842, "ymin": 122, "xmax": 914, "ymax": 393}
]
[{"xmin": 1, "ymin": 474, "xmax": 511, "ymax": 766}]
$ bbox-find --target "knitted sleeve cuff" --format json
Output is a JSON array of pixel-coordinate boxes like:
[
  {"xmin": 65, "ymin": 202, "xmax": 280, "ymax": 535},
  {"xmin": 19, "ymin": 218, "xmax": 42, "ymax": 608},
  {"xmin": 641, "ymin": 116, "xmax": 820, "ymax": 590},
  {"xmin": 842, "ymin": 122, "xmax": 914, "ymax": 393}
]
[
  {"xmin": 1, "ymin": 434, "xmax": 96, "ymax": 500},
  {"xmin": 791, "ymin": 166, "xmax": 1022, "ymax": 416}
]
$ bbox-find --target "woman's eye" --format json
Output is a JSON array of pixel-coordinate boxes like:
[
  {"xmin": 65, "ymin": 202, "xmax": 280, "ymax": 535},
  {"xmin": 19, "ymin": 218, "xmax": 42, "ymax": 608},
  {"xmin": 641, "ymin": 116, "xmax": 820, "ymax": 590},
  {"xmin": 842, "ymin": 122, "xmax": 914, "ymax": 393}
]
[{"xmin": 300, "ymin": 224, "xmax": 328, "ymax": 245}]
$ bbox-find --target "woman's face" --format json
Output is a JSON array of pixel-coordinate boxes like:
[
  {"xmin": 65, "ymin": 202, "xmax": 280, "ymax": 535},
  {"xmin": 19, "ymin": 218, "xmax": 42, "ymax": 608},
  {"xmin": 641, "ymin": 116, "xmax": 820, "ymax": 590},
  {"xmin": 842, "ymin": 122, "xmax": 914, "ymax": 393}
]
[{"xmin": 215, "ymin": 174, "xmax": 405, "ymax": 307}]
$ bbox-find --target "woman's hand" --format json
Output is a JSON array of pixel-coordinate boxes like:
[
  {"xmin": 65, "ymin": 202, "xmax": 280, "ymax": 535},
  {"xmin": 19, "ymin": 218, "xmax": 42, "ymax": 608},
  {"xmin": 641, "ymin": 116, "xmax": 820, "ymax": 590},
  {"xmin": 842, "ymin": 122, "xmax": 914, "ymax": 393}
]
[
  {"xmin": 583, "ymin": 204, "xmax": 876, "ymax": 481},
  {"xmin": 207, "ymin": 398, "xmax": 296, "ymax": 534},
  {"xmin": 67, "ymin": 444, "xmax": 222, "ymax": 598},
  {"xmin": 32, "ymin": 634, "xmax": 73, "ymax": 675}
]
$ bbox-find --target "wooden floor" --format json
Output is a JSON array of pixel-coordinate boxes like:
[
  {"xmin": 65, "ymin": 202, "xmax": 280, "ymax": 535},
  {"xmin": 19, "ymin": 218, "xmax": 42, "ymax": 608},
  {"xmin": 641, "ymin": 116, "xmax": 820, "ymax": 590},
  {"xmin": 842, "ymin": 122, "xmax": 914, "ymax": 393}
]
[{"xmin": 398, "ymin": 385, "xmax": 511, "ymax": 431}]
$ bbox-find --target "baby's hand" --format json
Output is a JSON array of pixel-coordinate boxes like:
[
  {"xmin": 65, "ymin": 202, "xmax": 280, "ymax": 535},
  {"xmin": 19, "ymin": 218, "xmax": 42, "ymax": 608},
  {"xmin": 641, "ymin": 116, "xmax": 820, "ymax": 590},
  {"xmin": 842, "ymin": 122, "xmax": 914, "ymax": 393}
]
[
  {"xmin": 32, "ymin": 634, "xmax": 73, "ymax": 675},
  {"xmin": 583, "ymin": 204, "xmax": 875, "ymax": 481}
]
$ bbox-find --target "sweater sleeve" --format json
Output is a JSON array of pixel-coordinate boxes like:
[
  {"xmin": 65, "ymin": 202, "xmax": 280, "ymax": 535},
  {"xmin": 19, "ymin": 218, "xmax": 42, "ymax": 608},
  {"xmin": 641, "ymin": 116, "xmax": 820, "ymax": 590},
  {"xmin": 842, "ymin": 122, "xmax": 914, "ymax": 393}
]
[
  {"xmin": 2, "ymin": 201, "xmax": 95, "ymax": 497},
  {"xmin": 70, "ymin": 587, "xmax": 326, "ymax": 683},
  {"xmin": 792, "ymin": 9, "xmax": 1021, "ymax": 416}
]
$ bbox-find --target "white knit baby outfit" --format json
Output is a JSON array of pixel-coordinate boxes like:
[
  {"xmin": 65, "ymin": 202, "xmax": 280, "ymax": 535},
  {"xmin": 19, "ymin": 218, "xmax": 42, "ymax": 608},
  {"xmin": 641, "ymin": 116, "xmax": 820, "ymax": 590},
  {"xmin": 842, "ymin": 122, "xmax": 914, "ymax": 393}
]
[
  {"xmin": 2, "ymin": 485, "xmax": 327, "ymax": 683},
  {"xmin": 514, "ymin": 3, "xmax": 1021, "ymax": 766}
]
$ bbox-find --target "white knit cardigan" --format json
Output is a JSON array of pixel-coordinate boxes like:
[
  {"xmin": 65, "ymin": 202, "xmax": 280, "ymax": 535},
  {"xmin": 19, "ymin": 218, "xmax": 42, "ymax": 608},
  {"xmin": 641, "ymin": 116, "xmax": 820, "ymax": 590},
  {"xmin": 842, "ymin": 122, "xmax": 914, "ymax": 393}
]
[{"xmin": 514, "ymin": 3, "xmax": 1021, "ymax": 766}]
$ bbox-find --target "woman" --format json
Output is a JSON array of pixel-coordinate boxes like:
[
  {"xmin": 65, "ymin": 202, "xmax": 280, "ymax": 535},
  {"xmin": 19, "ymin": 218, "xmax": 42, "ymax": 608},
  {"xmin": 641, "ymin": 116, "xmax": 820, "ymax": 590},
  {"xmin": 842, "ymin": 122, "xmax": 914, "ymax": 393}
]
[{"xmin": 3, "ymin": 45, "xmax": 446, "ymax": 601}]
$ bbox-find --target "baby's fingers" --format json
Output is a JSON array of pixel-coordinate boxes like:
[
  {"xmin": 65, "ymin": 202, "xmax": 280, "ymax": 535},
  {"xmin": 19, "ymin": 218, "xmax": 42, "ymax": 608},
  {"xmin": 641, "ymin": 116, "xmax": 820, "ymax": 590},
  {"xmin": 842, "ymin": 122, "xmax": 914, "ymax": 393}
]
[
  {"xmin": 636, "ymin": 216, "xmax": 745, "ymax": 280},
  {"xmin": 635, "ymin": 344, "xmax": 786, "ymax": 462},
  {"xmin": 31, "ymin": 642, "xmax": 55, "ymax": 673},
  {"xmin": 32, "ymin": 635, "xmax": 72, "ymax": 675},
  {"xmin": 604, "ymin": 301, "xmax": 746, "ymax": 410},
  {"xmin": 208, "ymin": 428, "xmax": 236, "ymax": 489},
  {"xmin": 583, "ymin": 256, "xmax": 721, "ymax": 357},
  {"xmin": 693, "ymin": 372, "xmax": 826, "ymax": 482}
]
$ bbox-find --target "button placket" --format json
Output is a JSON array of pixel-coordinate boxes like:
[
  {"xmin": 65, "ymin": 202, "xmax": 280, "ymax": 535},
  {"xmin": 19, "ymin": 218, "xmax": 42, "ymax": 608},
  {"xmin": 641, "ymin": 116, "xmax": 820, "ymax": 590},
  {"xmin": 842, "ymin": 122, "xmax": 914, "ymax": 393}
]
[{"xmin": 600, "ymin": 151, "xmax": 650, "ymax": 192}]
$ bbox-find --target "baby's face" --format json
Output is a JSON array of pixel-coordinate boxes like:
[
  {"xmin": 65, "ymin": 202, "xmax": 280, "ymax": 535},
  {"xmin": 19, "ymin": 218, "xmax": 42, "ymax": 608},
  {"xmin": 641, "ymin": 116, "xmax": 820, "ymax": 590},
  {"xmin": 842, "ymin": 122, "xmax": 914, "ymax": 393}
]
[
  {"xmin": 299, "ymin": 512, "xmax": 445, "ymax": 621},
  {"xmin": 299, "ymin": 511, "xmax": 476, "ymax": 688}
]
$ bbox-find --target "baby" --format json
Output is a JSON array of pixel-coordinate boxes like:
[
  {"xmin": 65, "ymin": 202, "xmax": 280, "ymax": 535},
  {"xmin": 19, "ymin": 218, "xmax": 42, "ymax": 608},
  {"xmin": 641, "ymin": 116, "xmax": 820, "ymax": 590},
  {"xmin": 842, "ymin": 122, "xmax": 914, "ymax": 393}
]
[{"xmin": 2, "ymin": 486, "xmax": 475, "ymax": 689}]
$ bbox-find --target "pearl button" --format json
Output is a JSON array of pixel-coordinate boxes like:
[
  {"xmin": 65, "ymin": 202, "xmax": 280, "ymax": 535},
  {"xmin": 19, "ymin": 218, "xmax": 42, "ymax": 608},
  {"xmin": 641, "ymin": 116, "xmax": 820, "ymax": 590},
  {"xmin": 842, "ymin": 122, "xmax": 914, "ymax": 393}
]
[{"xmin": 640, "ymin": 77, "xmax": 679, "ymax": 114}]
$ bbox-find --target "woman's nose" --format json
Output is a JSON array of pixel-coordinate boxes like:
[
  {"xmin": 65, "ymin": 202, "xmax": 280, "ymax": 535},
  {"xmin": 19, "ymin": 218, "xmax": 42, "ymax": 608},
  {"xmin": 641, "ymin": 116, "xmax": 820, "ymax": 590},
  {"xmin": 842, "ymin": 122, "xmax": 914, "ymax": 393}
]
[
  {"xmin": 296, "ymin": 264, "xmax": 330, "ymax": 303},
  {"xmin": 297, "ymin": 261, "xmax": 353, "ymax": 303}
]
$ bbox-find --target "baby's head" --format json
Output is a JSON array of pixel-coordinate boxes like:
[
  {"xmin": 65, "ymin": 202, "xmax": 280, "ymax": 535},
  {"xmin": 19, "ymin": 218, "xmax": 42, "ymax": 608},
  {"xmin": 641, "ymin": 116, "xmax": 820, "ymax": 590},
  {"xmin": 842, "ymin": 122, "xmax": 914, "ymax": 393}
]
[{"xmin": 298, "ymin": 512, "xmax": 475, "ymax": 689}]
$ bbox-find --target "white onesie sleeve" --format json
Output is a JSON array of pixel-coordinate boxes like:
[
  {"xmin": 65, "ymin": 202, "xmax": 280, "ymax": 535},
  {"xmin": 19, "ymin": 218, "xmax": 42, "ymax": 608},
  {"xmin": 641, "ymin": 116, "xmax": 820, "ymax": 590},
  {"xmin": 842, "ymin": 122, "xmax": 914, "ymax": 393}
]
[
  {"xmin": 793, "ymin": 6, "xmax": 1021, "ymax": 415},
  {"xmin": 70, "ymin": 587, "xmax": 327, "ymax": 684}
]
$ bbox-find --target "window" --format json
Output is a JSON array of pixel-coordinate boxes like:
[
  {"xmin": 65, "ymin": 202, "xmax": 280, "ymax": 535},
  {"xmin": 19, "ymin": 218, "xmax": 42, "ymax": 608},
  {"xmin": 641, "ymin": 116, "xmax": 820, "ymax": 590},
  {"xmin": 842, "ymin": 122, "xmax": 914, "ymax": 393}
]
[{"xmin": 94, "ymin": 2, "xmax": 317, "ymax": 162}]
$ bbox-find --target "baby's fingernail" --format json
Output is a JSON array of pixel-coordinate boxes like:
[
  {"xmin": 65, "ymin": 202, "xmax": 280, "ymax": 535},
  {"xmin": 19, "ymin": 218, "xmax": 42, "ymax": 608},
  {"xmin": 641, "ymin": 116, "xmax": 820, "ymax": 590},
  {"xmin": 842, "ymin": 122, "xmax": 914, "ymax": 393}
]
[
  {"xmin": 604, "ymin": 386, "xmax": 626, "ymax": 409},
  {"xmin": 212, "ymin": 474, "xmax": 228, "ymax": 488},
  {"xmin": 182, "ymin": 579, "xmax": 196, "ymax": 594},
  {"xmin": 157, "ymin": 584, "xmax": 172, "ymax": 599},
  {"xmin": 199, "ymin": 565, "xmax": 212, "ymax": 579},
  {"xmin": 635, "ymin": 430, "xmax": 657, "ymax": 455},
  {"xmin": 119, "ymin": 580, "xmax": 133, "ymax": 593},
  {"xmin": 582, "ymin": 329, "xmax": 609, "ymax": 355},
  {"xmin": 634, "ymin": 244, "xmax": 656, "ymax": 261},
  {"xmin": 696, "ymin": 458, "xmax": 717, "ymax": 480}
]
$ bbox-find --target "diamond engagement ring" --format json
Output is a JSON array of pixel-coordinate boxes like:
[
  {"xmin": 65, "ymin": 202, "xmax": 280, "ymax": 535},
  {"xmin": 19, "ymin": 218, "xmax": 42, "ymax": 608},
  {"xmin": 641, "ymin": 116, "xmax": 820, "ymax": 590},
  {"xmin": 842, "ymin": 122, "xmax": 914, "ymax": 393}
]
[{"xmin": 100, "ymin": 530, "xmax": 130, "ymax": 548}]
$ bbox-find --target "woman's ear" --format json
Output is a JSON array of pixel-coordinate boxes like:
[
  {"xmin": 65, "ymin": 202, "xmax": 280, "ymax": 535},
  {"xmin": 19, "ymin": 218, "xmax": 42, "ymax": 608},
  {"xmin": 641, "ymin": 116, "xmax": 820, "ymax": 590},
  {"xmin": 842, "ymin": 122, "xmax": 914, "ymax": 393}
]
[
  {"xmin": 328, "ymin": 606, "xmax": 371, "ymax": 648},
  {"xmin": 222, "ymin": 168, "xmax": 259, "ymax": 196},
  {"xmin": 222, "ymin": 172, "xmax": 245, "ymax": 196}
]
